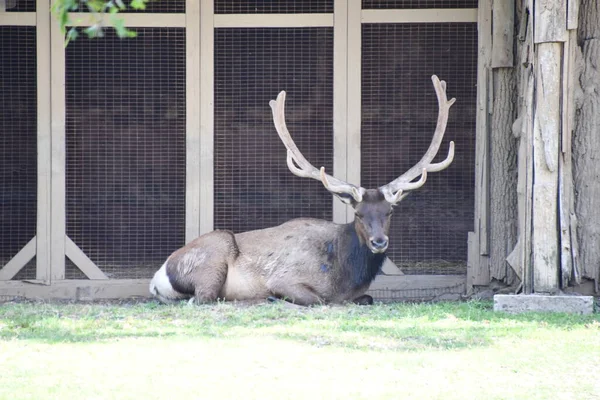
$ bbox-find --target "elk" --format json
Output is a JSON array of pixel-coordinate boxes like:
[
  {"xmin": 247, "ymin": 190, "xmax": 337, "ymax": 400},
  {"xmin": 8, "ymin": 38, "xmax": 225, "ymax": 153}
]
[{"xmin": 150, "ymin": 75, "xmax": 456, "ymax": 306}]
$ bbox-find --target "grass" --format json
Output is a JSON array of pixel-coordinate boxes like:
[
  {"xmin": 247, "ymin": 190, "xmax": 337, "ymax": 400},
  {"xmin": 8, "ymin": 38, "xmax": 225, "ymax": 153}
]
[{"xmin": 0, "ymin": 300, "xmax": 599, "ymax": 400}]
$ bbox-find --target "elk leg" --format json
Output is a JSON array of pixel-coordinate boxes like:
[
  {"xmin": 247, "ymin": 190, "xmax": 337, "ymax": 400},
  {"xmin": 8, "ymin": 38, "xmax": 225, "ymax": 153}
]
[
  {"xmin": 352, "ymin": 294, "xmax": 374, "ymax": 305},
  {"xmin": 191, "ymin": 261, "xmax": 228, "ymax": 304},
  {"xmin": 269, "ymin": 283, "xmax": 324, "ymax": 306}
]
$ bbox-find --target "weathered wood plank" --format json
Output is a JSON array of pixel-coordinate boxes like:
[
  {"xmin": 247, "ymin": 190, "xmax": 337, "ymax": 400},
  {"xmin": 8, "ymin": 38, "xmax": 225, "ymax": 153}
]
[
  {"xmin": 507, "ymin": 1, "xmax": 534, "ymax": 292},
  {"xmin": 367, "ymin": 275, "xmax": 465, "ymax": 291},
  {"xmin": 65, "ymin": 237, "xmax": 108, "ymax": 280},
  {"xmin": 0, "ymin": 279, "xmax": 150, "ymax": 301},
  {"xmin": 567, "ymin": 0, "xmax": 580, "ymax": 29},
  {"xmin": 489, "ymin": 69, "xmax": 518, "ymax": 283},
  {"xmin": 522, "ymin": 69, "xmax": 535, "ymax": 294},
  {"xmin": 491, "ymin": 0, "xmax": 515, "ymax": 68},
  {"xmin": 558, "ymin": 31, "xmax": 579, "ymax": 287},
  {"xmin": 532, "ymin": 42, "xmax": 561, "ymax": 292},
  {"xmin": 534, "ymin": 0, "xmax": 567, "ymax": 43},
  {"xmin": 467, "ymin": 231, "xmax": 476, "ymax": 292},
  {"xmin": 572, "ymin": 0, "xmax": 600, "ymax": 289},
  {"xmin": 36, "ymin": 0, "xmax": 51, "ymax": 282},
  {"xmin": 474, "ymin": 0, "xmax": 492, "ymax": 260},
  {"xmin": 0, "ymin": 237, "xmax": 36, "ymax": 281}
]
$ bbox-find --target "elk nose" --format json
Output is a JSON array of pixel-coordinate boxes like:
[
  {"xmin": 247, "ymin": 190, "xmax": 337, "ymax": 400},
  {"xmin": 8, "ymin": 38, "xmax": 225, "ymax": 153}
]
[{"xmin": 369, "ymin": 237, "xmax": 388, "ymax": 252}]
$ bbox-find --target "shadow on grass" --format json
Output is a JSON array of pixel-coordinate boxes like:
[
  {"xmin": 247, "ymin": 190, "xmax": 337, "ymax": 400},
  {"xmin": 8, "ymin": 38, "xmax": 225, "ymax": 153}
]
[{"xmin": 0, "ymin": 300, "xmax": 598, "ymax": 351}]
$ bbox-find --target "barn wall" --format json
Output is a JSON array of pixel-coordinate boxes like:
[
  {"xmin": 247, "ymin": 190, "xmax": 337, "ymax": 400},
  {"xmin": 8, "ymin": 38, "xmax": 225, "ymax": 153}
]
[{"xmin": 470, "ymin": 0, "xmax": 599, "ymax": 295}]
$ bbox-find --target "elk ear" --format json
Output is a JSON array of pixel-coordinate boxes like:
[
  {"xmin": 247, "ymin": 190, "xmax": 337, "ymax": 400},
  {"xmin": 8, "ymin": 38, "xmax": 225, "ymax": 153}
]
[
  {"xmin": 332, "ymin": 186, "xmax": 365, "ymax": 205},
  {"xmin": 333, "ymin": 192, "xmax": 356, "ymax": 205}
]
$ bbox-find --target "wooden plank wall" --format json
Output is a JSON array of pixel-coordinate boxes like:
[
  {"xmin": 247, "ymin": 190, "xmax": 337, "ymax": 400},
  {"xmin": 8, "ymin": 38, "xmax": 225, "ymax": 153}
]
[{"xmin": 471, "ymin": 0, "xmax": 581, "ymax": 294}]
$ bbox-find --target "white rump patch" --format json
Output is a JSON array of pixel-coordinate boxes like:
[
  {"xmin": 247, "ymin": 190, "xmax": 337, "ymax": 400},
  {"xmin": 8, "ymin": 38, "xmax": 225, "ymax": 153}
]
[{"xmin": 149, "ymin": 262, "xmax": 187, "ymax": 302}]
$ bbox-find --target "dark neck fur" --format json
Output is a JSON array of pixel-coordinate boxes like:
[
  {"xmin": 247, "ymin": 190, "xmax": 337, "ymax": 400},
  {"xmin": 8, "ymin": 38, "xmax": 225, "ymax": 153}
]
[{"xmin": 337, "ymin": 222, "xmax": 386, "ymax": 289}]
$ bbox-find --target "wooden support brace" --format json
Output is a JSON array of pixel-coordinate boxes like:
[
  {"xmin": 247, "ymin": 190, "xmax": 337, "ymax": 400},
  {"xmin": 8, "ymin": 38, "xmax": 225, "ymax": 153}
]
[{"xmin": 0, "ymin": 237, "xmax": 36, "ymax": 281}]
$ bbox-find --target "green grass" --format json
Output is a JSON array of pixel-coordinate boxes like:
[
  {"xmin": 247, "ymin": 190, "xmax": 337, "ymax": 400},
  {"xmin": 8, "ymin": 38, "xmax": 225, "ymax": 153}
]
[{"xmin": 1, "ymin": 300, "xmax": 599, "ymax": 400}]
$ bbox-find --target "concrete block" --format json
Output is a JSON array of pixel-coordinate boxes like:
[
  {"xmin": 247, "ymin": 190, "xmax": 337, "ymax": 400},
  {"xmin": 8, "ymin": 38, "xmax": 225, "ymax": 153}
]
[{"xmin": 493, "ymin": 294, "xmax": 595, "ymax": 315}]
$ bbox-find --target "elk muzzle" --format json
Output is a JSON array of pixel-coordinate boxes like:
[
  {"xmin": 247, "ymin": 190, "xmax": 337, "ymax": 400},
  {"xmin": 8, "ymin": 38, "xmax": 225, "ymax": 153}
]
[{"xmin": 368, "ymin": 236, "xmax": 389, "ymax": 253}]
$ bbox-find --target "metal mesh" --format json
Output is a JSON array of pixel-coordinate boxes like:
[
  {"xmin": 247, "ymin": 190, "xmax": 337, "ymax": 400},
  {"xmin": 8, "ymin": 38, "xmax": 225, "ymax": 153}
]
[
  {"xmin": 214, "ymin": 28, "xmax": 333, "ymax": 233},
  {"xmin": 3, "ymin": 0, "xmax": 35, "ymax": 12},
  {"xmin": 65, "ymin": 28, "xmax": 186, "ymax": 279},
  {"xmin": 65, "ymin": 258, "xmax": 88, "ymax": 280},
  {"xmin": 362, "ymin": 0, "xmax": 477, "ymax": 9},
  {"xmin": 12, "ymin": 258, "xmax": 37, "ymax": 281},
  {"xmin": 0, "ymin": 26, "xmax": 37, "ymax": 280},
  {"xmin": 361, "ymin": 23, "xmax": 477, "ymax": 275},
  {"xmin": 74, "ymin": 0, "xmax": 185, "ymax": 13},
  {"xmin": 368, "ymin": 280, "xmax": 465, "ymax": 302},
  {"xmin": 215, "ymin": 0, "xmax": 333, "ymax": 14}
]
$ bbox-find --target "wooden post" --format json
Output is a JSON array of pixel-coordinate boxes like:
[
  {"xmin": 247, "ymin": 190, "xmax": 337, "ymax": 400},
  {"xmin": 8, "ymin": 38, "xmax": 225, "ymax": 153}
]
[
  {"xmin": 468, "ymin": 0, "xmax": 492, "ymax": 289},
  {"xmin": 37, "ymin": 0, "xmax": 51, "ymax": 282},
  {"xmin": 489, "ymin": 0, "xmax": 518, "ymax": 284},
  {"xmin": 199, "ymin": 0, "xmax": 214, "ymax": 234},
  {"xmin": 50, "ymin": 14, "xmax": 66, "ymax": 281},
  {"xmin": 333, "ymin": 0, "xmax": 349, "ymax": 224},
  {"xmin": 530, "ymin": 0, "xmax": 567, "ymax": 292},
  {"xmin": 185, "ymin": 0, "xmax": 201, "ymax": 243}
]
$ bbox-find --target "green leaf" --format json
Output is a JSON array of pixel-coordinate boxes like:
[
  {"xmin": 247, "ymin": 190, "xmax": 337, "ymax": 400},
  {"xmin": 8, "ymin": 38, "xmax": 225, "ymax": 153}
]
[
  {"xmin": 130, "ymin": 0, "xmax": 147, "ymax": 10},
  {"xmin": 65, "ymin": 27, "xmax": 79, "ymax": 46}
]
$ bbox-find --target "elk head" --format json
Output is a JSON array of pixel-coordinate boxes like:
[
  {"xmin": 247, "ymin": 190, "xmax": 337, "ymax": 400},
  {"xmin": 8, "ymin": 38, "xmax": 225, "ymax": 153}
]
[{"xmin": 269, "ymin": 75, "xmax": 456, "ymax": 254}]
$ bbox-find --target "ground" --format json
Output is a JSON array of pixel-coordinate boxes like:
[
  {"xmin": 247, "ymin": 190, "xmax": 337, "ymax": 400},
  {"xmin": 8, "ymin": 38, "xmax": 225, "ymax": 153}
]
[{"xmin": 1, "ymin": 300, "xmax": 599, "ymax": 399}]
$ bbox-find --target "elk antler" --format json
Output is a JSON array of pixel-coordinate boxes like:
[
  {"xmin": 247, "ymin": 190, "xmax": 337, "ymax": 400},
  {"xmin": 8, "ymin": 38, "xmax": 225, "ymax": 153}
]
[
  {"xmin": 270, "ymin": 91, "xmax": 366, "ymax": 204},
  {"xmin": 379, "ymin": 75, "xmax": 456, "ymax": 205}
]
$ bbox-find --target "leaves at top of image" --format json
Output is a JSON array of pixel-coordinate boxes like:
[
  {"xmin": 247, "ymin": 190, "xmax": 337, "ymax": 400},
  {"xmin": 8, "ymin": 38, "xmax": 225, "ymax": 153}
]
[{"xmin": 51, "ymin": 0, "xmax": 150, "ymax": 45}]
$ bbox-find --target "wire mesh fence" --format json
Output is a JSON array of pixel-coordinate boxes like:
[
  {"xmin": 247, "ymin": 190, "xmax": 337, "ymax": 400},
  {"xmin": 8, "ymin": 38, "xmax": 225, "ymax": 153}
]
[
  {"xmin": 361, "ymin": 23, "xmax": 477, "ymax": 275},
  {"xmin": 65, "ymin": 28, "xmax": 186, "ymax": 279},
  {"xmin": 0, "ymin": 26, "xmax": 37, "ymax": 280},
  {"xmin": 214, "ymin": 27, "xmax": 334, "ymax": 233}
]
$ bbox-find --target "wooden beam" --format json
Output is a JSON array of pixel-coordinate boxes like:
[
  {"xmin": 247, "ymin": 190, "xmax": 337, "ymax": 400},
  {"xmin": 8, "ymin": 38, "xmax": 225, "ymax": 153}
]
[
  {"xmin": 534, "ymin": 0, "xmax": 567, "ymax": 43},
  {"xmin": 491, "ymin": 0, "xmax": 515, "ymax": 68},
  {"xmin": 65, "ymin": 237, "xmax": 108, "ymax": 280},
  {"xmin": 199, "ymin": 0, "xmax": 214, "ymax": 234},
  {"xmin": 532, "ymin": 42, "xmax": 561, "ymax": 292},
  {"xmin": 470, "ymin": 0, "xmax": 492, "ymax": 287},
  {"xmin": 361, "ymin": 9, "xmax": 477, "ymax": 23},
  {"xmin": 560, "ymin": 29, "xmax": 580, "ymax": 286},
  {"xmin": 345, "ymin": 0, "xmax": 361, "ymax": 223},
  {"xmin": 0, "ymin": 237, "xmax": 36, "ymax": 281},
  {"xmin": 380, "ymin": 258, "xmax": 404, "ymax": 276},
  {"xmin": 66, "ymin": 13, "xmax": 185, "ymax": 27},
  {"xmin": 368, "ymin": 275, "xmax": 465, "ymax": 291},
  {"xmin": 0, "ymin": 279, "xmax": 150, "ymax": 300},
  {"xmin": 522, "ymin": 67, "xmax": 535, "ymax": 294},
  {"xmin": 214, "ymin": 14, "xmax": 333, "ymax": 28},
  {"xmin": 367, "ymin": 275, "xmax": 465, "ymax": 301},
  {"xmin": 567, "ymin": 0, "xmax": 580, "ymax": 29},
  {"xmin": 50, "ymin": 18, "xmax": 66, "ymax": 280},
  {"xmin": 0, "ymin": 12, "xmax": 36, "ymax": 25},
  {"xmin": 36, "ymin": 0, "xmax": 51, "ymax": 282},
  {"xmin": 185, "ymin": 0, "xmax": 201, "ymax": 243},
  {"xmin": 333, "ymin": 0, "xmax": 348, "ymax": 224}
]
